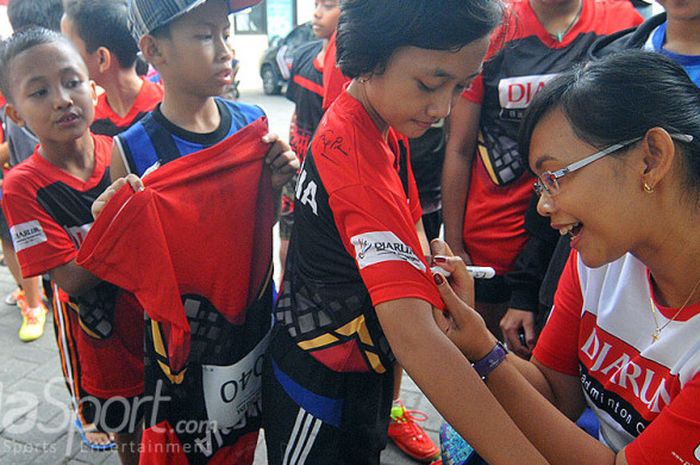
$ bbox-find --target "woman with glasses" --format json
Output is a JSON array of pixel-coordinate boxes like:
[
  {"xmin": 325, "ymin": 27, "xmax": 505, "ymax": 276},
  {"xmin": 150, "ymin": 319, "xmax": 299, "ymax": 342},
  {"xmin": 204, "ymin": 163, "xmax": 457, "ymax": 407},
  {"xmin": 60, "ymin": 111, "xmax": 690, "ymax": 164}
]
[
  {"xmin": 441, "ymin": 0, "xmax": 642, "ymax": 357},
  {"xmin": 433, "ymin": 50, "xmax": 700, "ymax": 465}
]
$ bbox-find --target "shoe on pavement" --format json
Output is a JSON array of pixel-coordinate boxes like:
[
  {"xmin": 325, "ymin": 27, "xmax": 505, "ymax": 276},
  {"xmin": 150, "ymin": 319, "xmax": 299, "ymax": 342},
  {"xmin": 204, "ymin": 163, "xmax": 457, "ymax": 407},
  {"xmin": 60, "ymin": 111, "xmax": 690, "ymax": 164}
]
[
  {"xmin": 388, "ymin": 400, "xmax": 439, "ymax": 462},
  {"xmin": 18, "ymin": 302, "xmax": 47, "ymax": 342},
  {"xmin": 5, "ymin": 288, "xmax": 24, "ymax": 306}
]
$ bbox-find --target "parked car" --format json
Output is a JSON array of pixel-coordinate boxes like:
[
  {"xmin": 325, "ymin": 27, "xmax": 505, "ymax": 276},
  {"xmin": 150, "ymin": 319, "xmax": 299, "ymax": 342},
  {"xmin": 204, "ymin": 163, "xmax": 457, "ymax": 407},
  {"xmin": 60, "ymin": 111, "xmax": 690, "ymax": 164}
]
[{"xmin": 259, "ymin": 22, "xmax": 314, "ymax": 95}]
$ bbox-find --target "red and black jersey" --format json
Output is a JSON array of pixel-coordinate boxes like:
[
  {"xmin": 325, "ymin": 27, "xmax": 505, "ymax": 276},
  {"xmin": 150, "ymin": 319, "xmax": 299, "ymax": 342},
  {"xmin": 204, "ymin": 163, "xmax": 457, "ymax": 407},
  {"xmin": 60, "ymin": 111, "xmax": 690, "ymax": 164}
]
[
  {"xmin": 91, "ymin": 77, "xmax": 163, "ymax": 137},
  {"xmin": 286, "ymin": 40, "xmax": 324, "ymax": 162},
  {"xmin": 275, "ymin": 91, "xmax": 442, "ymax": 374},
  {"xmin": 1, "ymin": 135, "xmax": 143, "ymax": 399},
  {"xmin": 77, "ymin": 119, "xmax": 274, "ymax": 464},
  {"xmin": 460, "ymin": 0, "xmax": 642, "ymax": 275}
]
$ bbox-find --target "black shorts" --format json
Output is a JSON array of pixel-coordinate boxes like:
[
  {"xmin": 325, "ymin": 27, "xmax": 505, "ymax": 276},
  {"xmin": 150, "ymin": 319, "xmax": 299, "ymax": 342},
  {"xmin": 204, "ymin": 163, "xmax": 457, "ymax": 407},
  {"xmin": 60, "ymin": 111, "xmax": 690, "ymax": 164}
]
[
  {"xmin": 79, "ymin": 394, "xmax": 148, "ymax": 434},
  {"xmin": 263, "ymin": 328, "xmax": 394, "ymax": 465}
]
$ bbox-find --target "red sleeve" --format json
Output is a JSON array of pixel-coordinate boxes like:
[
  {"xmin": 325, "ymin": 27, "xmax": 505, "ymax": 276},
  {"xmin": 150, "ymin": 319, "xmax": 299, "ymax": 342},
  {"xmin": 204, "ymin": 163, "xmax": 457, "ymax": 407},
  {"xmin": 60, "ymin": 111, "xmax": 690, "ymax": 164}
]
[
  {"xmin": 328, "ymin": 184, "xmax": 443, "ymax": 310},
  {"xmin": 612, "ymin": 1, "xmax": 644, "ymax": 28},
  {"xmin": 402, "ymin": 136, "xmax": 423, "ymax": 223},
  {"xmin": 322, "ymin": 31, "xmax": 351, "ymax": 111},
  {"xmin": 1, "ymin": 179, "xmax": 77, "ymax": 278},
  {"xmin": 625, "ymin": 372, "xmax": 700, "ymax": 465},
  {"xmin": 532, "ymin": 250, "xmax": 582, "ymax": 376}
]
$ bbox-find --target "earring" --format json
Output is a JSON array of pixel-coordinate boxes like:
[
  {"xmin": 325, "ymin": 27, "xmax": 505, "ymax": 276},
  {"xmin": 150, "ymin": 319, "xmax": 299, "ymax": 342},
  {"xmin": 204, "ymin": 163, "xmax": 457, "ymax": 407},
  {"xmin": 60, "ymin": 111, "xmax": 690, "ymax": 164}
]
[
  {"xmin": 358, "ymin": 77, "xmax": 369, "ymax": 84},
  {"xmin": 643, "ymin": 182, "xmax": 655, "ymax": 194}
]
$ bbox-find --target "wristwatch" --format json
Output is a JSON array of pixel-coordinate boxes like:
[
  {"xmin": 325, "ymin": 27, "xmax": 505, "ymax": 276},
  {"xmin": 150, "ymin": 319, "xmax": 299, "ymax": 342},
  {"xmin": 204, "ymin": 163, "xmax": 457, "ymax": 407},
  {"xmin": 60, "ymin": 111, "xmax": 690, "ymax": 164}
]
[{"xmin": 471, "ymin": 341, "xmax": 508, "ymax": 381}]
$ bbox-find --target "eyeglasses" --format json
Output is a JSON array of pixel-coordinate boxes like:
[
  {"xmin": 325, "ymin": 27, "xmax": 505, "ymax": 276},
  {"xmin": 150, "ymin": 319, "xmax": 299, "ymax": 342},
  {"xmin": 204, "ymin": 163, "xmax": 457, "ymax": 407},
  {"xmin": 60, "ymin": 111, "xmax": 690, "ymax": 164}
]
[{"xmin": 533, "ymin": 133, "xmax": 695, "ymax": 197}]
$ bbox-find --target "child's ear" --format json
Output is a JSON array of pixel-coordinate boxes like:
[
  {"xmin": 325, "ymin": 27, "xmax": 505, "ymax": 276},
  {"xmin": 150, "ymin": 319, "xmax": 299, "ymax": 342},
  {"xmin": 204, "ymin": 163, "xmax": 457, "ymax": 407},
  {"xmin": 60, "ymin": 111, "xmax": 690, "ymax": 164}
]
[
  {"xmin": 89, "ymin": 80, "xmax": 98, "ymax": 107},
  {"xmin": 96, "ymin": 47, "xmax": 111, "ymax": 73},
  {"xmin": 139, "ymin": 35, "xmax": 165, "ymax": 67},
  {"xmin": 4, "ymin": 103, "xmax": 26, "ymax": 128}
]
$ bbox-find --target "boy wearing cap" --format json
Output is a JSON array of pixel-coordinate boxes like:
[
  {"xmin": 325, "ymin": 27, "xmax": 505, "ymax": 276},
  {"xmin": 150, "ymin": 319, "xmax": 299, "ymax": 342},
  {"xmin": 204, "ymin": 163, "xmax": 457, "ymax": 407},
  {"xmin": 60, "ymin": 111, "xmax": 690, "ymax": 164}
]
[{"xmin": 104, "ymin": 0, "xmax": 296, "ymax": 463}]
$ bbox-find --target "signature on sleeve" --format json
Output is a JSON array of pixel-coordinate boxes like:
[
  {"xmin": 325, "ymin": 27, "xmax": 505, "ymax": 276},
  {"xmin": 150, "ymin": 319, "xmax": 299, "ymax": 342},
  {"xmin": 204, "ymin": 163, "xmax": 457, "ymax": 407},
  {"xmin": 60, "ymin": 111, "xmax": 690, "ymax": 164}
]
[{"xmin": 318, "ymin": 130, "xmax": 350, "ymax": 158}]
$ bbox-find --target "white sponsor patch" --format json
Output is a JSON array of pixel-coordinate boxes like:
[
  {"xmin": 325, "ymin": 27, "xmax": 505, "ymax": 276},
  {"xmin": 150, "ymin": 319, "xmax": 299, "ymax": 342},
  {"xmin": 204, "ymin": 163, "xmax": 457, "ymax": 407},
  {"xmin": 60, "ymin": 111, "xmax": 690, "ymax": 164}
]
[
  {"xmin": 695, "ymin": 443, "xmax": 700, "ymax": 461},
  {"xmin": 351, "ymin": 231, "xmax": 425, "ymax": 272},
  {"xmin": 10, "ymin": 220, "xmax": 47, "ymax": 252}
]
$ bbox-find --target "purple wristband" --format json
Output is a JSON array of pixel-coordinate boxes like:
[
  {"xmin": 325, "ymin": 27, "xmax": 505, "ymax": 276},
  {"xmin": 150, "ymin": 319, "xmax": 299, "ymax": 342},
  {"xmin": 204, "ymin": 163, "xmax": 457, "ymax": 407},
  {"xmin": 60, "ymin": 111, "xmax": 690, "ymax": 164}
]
[{"xmin": 471, "ymin": 341, "xmax": 507, "ymax": 381}]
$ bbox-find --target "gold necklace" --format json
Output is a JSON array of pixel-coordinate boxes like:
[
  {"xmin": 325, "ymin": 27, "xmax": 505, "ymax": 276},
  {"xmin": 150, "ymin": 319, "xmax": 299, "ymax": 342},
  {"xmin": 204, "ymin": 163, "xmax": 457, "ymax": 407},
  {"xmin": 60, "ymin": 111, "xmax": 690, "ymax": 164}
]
[{"xmin": 649, "ymin": 276, "xmax": 700, "ymax": 343}]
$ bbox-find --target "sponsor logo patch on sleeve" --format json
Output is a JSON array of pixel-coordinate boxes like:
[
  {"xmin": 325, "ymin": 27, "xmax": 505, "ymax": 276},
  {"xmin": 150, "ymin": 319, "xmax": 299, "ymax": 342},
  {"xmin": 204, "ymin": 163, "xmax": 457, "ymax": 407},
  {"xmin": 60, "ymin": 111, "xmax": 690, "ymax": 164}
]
[
  {"xmin": 10, "ymin": 220, "xmax": 47, "ymax": 252},
  {"xmin": 351, "ymin": 231, "xmax": 425, "ymax": 272}
]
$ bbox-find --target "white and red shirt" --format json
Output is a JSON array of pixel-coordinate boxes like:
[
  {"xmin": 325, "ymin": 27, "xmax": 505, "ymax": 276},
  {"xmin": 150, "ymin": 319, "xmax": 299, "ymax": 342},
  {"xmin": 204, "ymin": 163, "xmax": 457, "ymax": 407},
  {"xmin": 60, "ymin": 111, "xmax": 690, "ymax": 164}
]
[{"xmin": 534, "ymin": 251, "xmax": 700, "ymax": 465}]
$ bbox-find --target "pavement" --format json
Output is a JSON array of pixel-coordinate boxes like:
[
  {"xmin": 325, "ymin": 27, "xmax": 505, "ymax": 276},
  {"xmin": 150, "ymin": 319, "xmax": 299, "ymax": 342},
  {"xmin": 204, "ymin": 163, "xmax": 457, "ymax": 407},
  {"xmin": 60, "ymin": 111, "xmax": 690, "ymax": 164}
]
[{"xmin": 0, "ymin": 89, "xmax": 444, "ymax": 464}]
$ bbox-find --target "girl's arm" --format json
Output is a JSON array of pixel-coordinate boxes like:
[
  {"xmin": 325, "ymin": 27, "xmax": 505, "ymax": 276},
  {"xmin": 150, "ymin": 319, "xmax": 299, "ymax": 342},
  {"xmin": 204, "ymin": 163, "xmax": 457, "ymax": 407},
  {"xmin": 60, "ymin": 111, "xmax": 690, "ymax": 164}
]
[
  {"xmin": 375, "ymin": 298, "xmax": 550, "ymax": 465},
  {"xmin": 441, "ymin": 98, "xmax": 481, "ymax": 265}
]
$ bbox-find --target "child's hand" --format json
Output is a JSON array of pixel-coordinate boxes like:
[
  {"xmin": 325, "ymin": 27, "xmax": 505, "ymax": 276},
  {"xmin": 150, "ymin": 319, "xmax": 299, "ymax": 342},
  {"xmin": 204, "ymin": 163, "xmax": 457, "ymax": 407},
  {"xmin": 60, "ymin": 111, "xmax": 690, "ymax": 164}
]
[
  {"xmin": 91, "ymin": 175, "xmax": 144, "ymax": 220},
  {"xmin": 263, "ymin": 133, "xmax": 299, "ymax": 191}
]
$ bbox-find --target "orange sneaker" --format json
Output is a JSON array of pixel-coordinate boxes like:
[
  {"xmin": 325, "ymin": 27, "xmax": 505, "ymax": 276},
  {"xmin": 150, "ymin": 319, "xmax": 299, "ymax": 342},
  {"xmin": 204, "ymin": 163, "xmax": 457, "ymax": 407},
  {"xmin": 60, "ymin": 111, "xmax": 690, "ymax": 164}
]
[{"xmin": 388, "ymin": 400, "xmax": 439, "ymax": 462}]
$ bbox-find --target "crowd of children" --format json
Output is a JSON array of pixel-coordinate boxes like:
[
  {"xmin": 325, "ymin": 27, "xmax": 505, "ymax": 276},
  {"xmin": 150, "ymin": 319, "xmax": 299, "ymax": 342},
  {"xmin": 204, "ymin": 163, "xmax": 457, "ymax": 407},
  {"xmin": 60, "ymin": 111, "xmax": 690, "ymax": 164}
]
[{"xmin": 0, "ymin": 0, "xmax": 698, "ymax": 465}]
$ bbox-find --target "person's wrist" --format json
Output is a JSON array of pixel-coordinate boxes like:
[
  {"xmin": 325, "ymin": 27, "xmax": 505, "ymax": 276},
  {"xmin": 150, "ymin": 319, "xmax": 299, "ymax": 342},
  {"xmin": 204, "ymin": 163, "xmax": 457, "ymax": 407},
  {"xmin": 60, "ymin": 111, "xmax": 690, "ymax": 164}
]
[
  {"xmin": 471, "ymin": 340, "xmax": 508, "ymax": 381},
  {"xmin": 467, "ymin": 335, "xmax": 499, "ymax": 362}
]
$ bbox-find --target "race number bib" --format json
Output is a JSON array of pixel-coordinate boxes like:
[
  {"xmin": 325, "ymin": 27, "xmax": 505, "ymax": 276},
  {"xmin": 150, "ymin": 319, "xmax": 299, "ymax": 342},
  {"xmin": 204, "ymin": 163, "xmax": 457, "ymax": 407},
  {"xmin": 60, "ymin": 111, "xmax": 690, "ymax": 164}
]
[{"xmin": 201, "ymin": 330, "xmax": 271, "ymax": 429}]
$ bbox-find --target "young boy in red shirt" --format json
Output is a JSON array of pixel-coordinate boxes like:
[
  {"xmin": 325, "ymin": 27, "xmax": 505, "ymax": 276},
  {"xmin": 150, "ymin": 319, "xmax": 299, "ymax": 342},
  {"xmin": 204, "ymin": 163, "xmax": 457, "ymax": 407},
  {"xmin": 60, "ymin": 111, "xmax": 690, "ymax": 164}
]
[{"xmin": 0, "ymin": 29, "xmax": 144, "ymax": 464}]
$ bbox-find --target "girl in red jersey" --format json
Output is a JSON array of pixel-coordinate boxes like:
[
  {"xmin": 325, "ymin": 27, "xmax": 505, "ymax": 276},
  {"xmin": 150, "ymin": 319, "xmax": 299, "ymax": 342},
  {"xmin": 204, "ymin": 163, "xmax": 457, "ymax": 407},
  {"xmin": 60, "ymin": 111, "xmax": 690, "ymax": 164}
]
[
  {"xmin": 435, "ymin": 51, "xmax": 700, "ymax": 465},
  {"xmin": 262, "ymin": 1, "xmax": 550, "ymax": 464}
]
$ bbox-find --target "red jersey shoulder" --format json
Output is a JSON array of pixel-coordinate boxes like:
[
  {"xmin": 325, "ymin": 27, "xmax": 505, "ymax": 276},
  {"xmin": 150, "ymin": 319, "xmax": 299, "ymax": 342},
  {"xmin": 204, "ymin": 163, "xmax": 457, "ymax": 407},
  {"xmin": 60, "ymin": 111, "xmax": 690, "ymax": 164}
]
[
  {"xmin": 4, "ymin": 134, "xmax": 112, "ymax": 196},
  {"xmin": 135, "ymin": 78, "xmax": 164, "ymax": 112},
  {"xmin": 93, "ymin": 134, "xmax": 114, "ymax": 166},
  {"xmin": 94, "ymin": 92, "xmax": 111, "ymax": 121},
  {"xmin": 93, "ymin": 78, "xmax": 163, "ymax": 124},
  {"xmin": 312, "ymin": 94, "xmax": 401, "ymax": 194},
  {"xmin": 3, "ymin": 152, "xmax": 44, "ymax": 197},
  {"xmin": 590, "ymin": 0, "xmax": 643, "ymax": 31}
]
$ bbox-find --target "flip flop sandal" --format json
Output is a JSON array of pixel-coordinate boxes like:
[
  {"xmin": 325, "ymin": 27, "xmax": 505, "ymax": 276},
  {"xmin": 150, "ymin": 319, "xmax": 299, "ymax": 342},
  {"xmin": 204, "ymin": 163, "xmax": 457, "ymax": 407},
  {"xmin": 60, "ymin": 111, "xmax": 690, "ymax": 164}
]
[{"xmin": 74, "ymin": 418, "xmax": 116, "ymax": 451}]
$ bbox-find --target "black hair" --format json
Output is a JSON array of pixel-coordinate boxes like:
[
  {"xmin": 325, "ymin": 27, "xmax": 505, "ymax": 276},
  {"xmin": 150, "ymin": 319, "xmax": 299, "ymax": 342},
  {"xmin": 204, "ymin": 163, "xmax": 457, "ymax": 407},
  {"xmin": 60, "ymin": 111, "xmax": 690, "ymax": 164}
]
[
  {"xmin": 65, "ymin": 0, "xmax": 139, "ymax": 68},
  {"xmin": 336, "ymin": 0, "xmax": 503, "ymax": 78},
  {"xmin": 520, "ymin": 50, "xmax": 700, "ymax": 195},
  {"xmin": 0, "ymin": 28, "xmax": 76, "ymax": 101},
  {"xmin": 7, "ymin": 0, "xmax": 64, "ymax": 32}
]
